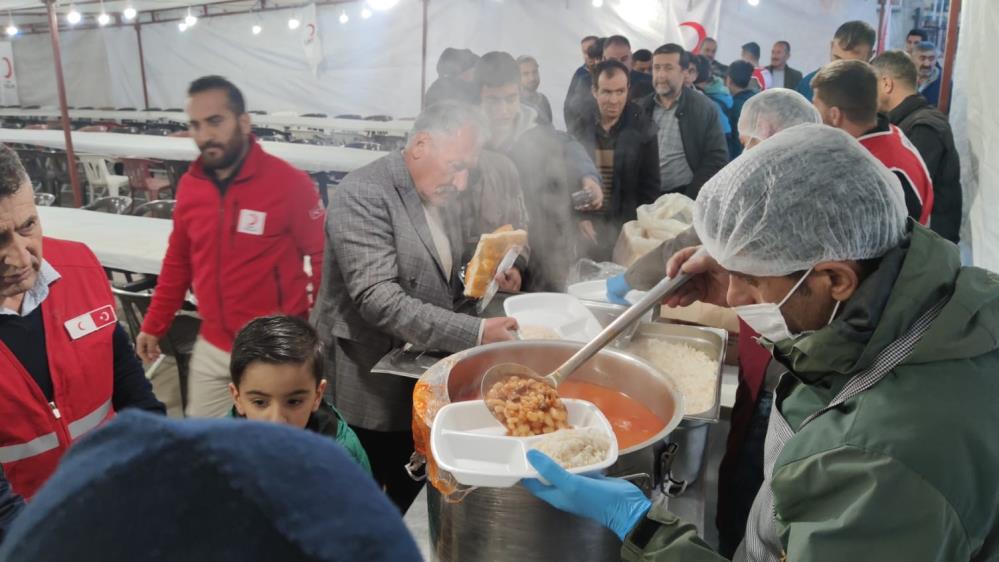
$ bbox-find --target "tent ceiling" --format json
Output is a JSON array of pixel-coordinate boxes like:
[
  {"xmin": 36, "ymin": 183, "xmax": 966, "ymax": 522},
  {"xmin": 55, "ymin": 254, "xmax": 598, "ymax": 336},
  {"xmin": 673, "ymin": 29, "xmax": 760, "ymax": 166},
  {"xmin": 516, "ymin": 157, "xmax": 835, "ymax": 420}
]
[
  {"xmin": 0, "ymin": 1, "xmax": 260, "ymax": 11},
  {"xmin": 0, "ymin": 1, "xmax": 329, "ymax": 28}
]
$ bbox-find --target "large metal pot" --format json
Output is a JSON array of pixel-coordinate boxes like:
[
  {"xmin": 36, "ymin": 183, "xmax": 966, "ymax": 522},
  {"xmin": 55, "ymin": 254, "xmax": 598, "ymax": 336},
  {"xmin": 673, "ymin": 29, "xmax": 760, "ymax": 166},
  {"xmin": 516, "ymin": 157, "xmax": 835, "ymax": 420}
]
[{"xmin": 427, "ymin": 340, "xmax": 683, "ymax": 562}]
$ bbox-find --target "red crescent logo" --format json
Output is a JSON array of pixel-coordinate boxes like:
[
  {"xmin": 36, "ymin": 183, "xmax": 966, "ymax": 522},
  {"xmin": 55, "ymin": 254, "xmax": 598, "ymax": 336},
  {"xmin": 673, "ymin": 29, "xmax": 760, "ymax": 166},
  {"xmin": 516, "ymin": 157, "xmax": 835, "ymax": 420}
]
[
  {"xmin": 680, "ymin": 21, "xmax": 707, "ymax": 54},
  {"xmin": 2, "ymin": 58, "xmax": 11, "ymax": 80},
  {"xmin": 77, "ymin": 320, "xmax": 86, "ymax": 330},
  {"xmin": 307, "ymin": 23, "xmax": 316, "ymax": 40}
]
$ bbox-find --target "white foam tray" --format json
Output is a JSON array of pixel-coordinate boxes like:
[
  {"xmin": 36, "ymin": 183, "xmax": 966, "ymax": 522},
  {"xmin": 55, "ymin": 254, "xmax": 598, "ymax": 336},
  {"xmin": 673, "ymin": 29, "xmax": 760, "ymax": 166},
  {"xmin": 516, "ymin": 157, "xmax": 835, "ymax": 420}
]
[
  {"xmin": 504, "ymin": 292, "xmax": 603, "ymax": 343},
  {"xmin": 431, "ymin": 399, "xmax": 619, "ymax": 488}
]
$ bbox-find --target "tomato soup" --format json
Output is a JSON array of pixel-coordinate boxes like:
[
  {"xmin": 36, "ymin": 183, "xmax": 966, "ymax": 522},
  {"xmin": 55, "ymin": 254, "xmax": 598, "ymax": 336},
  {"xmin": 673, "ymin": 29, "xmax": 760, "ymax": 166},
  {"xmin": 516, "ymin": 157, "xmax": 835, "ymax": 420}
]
[{"xmin": 559, "ymin": 380, "xmax": 668, "ymax": 449}]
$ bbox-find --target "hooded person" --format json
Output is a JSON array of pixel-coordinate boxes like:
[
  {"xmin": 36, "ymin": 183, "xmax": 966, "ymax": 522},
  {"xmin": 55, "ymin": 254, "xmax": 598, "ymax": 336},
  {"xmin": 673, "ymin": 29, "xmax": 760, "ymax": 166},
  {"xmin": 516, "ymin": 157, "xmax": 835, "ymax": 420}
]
[
  {"xmin": 525, "ymin": 123, "xmax": 999, "ymax": 561},
  {"xmin": 424, "ymin": 47, "xmax": 480, "ymax": 107},
  {"xmin": 0, "ymin": 411, "xmax": 422, "ymax": 562}
]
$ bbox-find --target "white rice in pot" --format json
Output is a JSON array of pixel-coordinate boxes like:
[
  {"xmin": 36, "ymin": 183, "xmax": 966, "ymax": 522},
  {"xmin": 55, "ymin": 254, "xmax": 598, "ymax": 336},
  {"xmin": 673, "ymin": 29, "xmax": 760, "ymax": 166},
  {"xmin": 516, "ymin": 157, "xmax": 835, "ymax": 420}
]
[{"xmin": 627, "ymin": 340, "xmax": 718, "ymax": 416}]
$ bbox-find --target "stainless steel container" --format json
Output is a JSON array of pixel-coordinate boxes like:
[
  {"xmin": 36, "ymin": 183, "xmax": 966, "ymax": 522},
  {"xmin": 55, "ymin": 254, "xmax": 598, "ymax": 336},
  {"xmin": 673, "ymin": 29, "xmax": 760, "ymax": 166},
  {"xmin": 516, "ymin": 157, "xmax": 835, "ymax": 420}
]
[
  {"xmin": 427, "ymin": 340, "xmax": 683, "ymax": 562},
  {"xmin": 621, "ymin": 322, "xmax": 728, "ymax": 488}
]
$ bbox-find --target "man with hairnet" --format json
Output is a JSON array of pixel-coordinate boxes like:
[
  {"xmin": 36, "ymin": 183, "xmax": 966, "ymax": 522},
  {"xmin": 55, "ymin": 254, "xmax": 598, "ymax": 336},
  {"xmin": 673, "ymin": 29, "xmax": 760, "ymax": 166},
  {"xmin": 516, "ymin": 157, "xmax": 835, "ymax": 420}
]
[
  {"xmin": 527, "ymin": 123, "xmax": 999, "ymax": 560},
  {"xmin": 608, "ymin": 87, "xmax": 822, "ymax": 555}
]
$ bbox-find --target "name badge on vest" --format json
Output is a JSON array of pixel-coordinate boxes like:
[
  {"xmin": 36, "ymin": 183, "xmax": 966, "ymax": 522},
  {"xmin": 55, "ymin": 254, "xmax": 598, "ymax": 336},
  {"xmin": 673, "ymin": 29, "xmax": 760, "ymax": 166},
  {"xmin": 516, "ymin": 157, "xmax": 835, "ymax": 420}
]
[
  {"xmin": 237, "ymin": 209, "xmax": 267, "ymax": 236},
  {"xmin": 64, "ymin": 305, "xmax": 117, "ymax": 341}
]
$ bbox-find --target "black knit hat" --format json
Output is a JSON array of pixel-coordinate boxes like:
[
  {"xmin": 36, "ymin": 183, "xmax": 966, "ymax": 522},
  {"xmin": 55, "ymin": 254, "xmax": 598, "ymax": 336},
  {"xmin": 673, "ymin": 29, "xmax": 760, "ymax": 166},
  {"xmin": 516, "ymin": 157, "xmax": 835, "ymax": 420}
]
[{"xmin": 437, "ymin": 47, "xmax": 480, "ymax": 78}]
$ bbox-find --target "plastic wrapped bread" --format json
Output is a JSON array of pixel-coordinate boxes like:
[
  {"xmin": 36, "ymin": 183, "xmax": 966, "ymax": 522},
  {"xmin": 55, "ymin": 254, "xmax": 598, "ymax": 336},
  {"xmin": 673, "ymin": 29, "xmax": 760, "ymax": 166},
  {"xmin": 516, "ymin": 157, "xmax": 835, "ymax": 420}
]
[{"xmin": 463, "ymin": 225, "xmax": 528, "ymax": 299}]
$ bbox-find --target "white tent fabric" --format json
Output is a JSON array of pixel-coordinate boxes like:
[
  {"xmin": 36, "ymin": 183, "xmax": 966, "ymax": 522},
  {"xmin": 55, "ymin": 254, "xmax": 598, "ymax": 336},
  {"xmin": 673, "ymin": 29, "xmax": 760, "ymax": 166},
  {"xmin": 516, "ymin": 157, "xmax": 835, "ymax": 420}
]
[
  {"xmin": 950, "ymin": 0, "xmax": 998, "ymax": 272},
  {"xmin": 11, "ymin": 0, "xmax": 878, "ymax": 127},
  {"xmin": 713, "ymin": 0, "xmax": 879, "ymax": 74}
]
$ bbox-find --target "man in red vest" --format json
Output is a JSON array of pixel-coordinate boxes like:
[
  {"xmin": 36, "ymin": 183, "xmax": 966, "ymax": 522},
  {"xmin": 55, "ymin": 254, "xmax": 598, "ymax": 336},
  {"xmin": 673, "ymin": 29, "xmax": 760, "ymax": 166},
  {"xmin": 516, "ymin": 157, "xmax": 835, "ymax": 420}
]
[
  {"xmin": 0, "ymin": 146, "xmax": 165, "ymax": 500},
  {"xmin": 136, "ymin": 76, "xmax": 326, "ymax": 418},
  {"xmin": 811, "ymin": 59, "xmax": 934, "ymax": 225}
]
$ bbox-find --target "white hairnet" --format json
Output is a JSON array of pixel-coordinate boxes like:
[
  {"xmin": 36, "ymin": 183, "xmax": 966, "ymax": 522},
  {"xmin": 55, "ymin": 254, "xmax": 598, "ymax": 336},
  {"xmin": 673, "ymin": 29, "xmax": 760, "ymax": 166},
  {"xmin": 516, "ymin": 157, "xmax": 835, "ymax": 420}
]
[
  {"xmin": 737, "ymin": 88, "xmax": 822, "ymax": 141},
  {"xmin": 694, "ymin": 123, "xmax": 908, "ymax": 277}
]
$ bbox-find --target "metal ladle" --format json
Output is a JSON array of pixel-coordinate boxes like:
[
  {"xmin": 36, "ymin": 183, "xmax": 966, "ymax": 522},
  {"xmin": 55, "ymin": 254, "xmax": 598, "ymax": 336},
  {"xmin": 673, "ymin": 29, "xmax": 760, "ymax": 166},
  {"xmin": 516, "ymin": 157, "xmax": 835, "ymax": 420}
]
[{"xmin": 480, "ymin": 248, "xmax": 704, "ymax": 402}]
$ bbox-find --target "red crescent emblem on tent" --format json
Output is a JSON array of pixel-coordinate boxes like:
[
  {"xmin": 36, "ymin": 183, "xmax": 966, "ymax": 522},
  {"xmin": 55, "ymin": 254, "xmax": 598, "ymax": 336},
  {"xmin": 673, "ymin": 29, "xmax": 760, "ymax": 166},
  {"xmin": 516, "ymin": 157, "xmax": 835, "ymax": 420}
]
[
  {"xmin": 680, "ymin": 21, "xmax": 707, "ymax": 54},
  {"xmin": 2, "ymin": 58, "xmax": 11, "ymax": 80},
  {"xmin": 307, "ymin": 23, "xmax": 316, "ymax": 39}
]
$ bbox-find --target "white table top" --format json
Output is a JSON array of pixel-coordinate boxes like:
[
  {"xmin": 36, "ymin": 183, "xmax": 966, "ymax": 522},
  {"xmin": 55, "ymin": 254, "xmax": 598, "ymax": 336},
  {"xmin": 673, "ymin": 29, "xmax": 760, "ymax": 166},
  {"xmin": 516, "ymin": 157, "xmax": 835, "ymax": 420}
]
[
  {"xmin": 0, "ymin": 128, "xmax": 385, "ymax": 173},
  {"xmin": 38, "ymin": 206, "xmax": 171, "ymax": 275},
  {"xmin": 0, "ymin": 108, "xmax": 411, "ymax": 136}
]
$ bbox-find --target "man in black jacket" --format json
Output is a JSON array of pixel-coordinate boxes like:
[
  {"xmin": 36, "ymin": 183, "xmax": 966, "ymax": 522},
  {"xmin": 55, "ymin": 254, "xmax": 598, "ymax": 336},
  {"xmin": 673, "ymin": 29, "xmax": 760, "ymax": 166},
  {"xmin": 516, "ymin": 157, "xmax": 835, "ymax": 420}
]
[
  {"xmin": 564, "ymin": 36, "xmax": 601, "ymax": 133},
  {"xmin": 873, "ymin": 50, "xmax": 962, "ymax": 242},
  {"xmin": 567, "ymin": 36, "xmax": 655, "ymax": 139},
  {"xmin": 574, "ymin": 60, "xmax": 660, "ymax": 261},
  {"xmin": 766, "ymin": 40, "xmax": 803, "ymax": 90},
  {"xmin": 637, "ymin": 43, "xmax": 728, "ymax": 199}
]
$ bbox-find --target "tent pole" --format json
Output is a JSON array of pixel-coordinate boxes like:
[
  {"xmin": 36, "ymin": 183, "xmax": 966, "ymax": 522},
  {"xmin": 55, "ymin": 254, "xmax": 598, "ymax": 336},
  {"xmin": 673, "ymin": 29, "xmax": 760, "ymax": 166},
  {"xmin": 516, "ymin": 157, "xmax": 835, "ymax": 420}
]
[
  {"xmin": 420, "ymin": 0, "xmax": 428, "ymax": 109},
  {"xmin": 876, "ymin": 0, "xmax": 889, "ymax": 55},
  {"xmin": 44, "ymin": 0, "xmax": 83, "ymax": 208},
  {"xmin": 135, "ymin": 22, "xmax": 150, "ymax": 109},
  {"xmin": 938, "ymin": 0, "xmax": 960, "ymax": 113}
]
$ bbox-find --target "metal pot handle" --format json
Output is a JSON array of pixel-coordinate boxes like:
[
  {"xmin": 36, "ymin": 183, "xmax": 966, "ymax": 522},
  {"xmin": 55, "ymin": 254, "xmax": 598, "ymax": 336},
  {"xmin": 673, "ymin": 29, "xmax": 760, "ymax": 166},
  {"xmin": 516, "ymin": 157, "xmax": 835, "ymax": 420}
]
[
  {"xmin": 617, "ymin": 473, "xmax": 654, "ymax": 496},
  {"xmin": 405, "ymin": 452, "xmax": 428, "ymax": 482},
  {"xmin": 659, "ymin": 442, "xmax": 688, "ymax": 497}
]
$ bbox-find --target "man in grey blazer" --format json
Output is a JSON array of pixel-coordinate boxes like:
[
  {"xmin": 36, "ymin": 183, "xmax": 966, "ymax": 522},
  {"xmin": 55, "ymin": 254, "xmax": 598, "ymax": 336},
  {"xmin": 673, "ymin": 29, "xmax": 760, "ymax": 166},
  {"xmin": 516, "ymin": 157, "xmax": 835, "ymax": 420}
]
[{"xmin": 311, "ymin": 101, "xmax": 519, "ymax": 512}]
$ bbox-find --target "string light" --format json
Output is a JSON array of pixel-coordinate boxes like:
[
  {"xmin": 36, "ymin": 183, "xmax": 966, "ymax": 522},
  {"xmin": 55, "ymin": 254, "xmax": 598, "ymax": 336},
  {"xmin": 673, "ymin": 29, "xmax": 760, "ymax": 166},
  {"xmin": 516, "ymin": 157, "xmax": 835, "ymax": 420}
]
[
  {"xmin": 361, "ymin": 7, "xmax": 372, "ymax": 19},
  {"xmin": 123, "ymin": 5, "xmax": 137, "ymax": 21},
  {"xmin": 5, "ymin": 11, "xmax": 17, "ymax": 37},
  {"xmin": 66, "ymin": 5, "xmax": 82, "ymax": 25},
  {"xmin": 178, "ymin": 21, "xmax": 188, "ymax": 31},
  {"xmin": 591, "ymin": 0, "xmax": 604, "ymax": 7},
  {"xmin": 97, "ymin": 0, "xmax": 110, "ymax": 26},
  {"xmin": 184, "ymin": 7, "xmax": 197, "ymax": 27},
  {"xmin": 252, "ymin": 24, "xmax": 262, "ymax": 34},
  {"xmin": 288, "ymin": 18, "xmax": 300, "ymax": 29},
  {"xmin": 339, "ymin": 10, "xmax": 349, "ymax": 24}
]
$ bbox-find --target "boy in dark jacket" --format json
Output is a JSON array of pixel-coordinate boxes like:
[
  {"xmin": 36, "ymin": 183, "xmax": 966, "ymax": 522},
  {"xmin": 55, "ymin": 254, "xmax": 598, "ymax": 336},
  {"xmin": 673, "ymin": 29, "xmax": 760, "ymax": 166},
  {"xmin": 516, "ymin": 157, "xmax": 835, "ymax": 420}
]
[{"xmin": 228, "ymin": 315, "xmax": 371, "ymax": 474}]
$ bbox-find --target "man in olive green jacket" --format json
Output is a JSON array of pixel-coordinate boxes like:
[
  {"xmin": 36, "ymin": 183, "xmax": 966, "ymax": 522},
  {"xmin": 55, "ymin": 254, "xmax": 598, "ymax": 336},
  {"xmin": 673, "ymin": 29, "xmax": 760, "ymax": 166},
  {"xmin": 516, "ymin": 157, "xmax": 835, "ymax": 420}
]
[{"xmin": 524, "ymin": 124, "xmax": 999, "ymax": 561}]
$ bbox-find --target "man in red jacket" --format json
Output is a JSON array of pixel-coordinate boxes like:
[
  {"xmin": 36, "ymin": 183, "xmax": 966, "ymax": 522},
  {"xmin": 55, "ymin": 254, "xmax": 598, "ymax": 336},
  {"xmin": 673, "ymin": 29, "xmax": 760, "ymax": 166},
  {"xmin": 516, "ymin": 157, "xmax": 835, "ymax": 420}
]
[
  {"xmin": 0, "ymin": 146, "xmax": 164, "ymax": 500},
  {"xmin": 811, "ymin": 60, "xmax": 934, "ymax": 225},
  {"xmin": 136, "ymin": 76, "xmax": 325, "ymax": 418}
]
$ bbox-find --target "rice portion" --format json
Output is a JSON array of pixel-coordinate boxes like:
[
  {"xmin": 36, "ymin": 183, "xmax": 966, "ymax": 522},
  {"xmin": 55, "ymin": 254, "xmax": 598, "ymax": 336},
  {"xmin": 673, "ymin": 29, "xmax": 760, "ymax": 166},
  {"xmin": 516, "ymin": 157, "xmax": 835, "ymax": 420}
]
[
  {"xmin": 531, "ymin": 427, "xmax": 611, "ymax": 469},
  {"xmin": 519, "ymin": 325, "xmax": 561, "ymax": 340},
  {"xmin": 627, "ymin": 340, "xmax": 718, "ymax": 416}
]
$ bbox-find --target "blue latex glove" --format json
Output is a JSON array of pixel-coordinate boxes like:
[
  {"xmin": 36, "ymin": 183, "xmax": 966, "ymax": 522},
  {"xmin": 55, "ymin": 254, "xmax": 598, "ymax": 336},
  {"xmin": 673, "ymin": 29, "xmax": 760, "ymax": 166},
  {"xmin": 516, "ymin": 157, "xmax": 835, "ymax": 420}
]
[
  {"xmin": 522, "ymin": 450, "xmax": 652, "ymax": 541},
  {"xmin": 606, "ymin": 274, "xmax": 631, "ymax": 306}
]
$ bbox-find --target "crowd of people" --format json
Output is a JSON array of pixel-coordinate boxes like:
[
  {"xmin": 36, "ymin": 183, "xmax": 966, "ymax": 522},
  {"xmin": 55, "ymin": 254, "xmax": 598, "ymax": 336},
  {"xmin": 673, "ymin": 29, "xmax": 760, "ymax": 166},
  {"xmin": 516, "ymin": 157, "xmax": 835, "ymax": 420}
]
[{"xmin": 0, "ymin": 14, "xmax": 995, "ymax": 562}]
